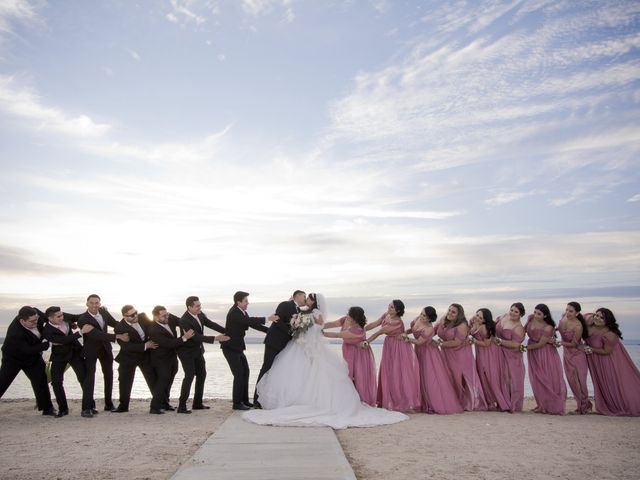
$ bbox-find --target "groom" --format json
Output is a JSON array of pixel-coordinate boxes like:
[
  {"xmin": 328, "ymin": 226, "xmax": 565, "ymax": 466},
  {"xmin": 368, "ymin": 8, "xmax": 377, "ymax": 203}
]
[{"xmin": 253, "ymin": 290, "xmax": 306, "ymax": 408}]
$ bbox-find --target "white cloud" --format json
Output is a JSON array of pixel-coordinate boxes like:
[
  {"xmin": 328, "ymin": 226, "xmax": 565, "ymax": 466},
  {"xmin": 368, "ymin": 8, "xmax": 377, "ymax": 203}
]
[
  {"xmin": 167, "ymin": 0, "xmax": 207, "ymax": 25},
  {"xmin": 626, "ymin": 194, "xmax": 640, "ymax": 203},
  {"xmin": 0, "ymin": 75, "xmax": 111, "ymax": 137},
  {"xmin": 0, "ymin": 0, "xmax": 40, "ymax": 34},
  {"xmin": 485, "ymin": 191, "xmax": 539, "ymax": 207},
  {"xmin": 126, "ymin": 47, "xmax": 141, "ymax": 61}
]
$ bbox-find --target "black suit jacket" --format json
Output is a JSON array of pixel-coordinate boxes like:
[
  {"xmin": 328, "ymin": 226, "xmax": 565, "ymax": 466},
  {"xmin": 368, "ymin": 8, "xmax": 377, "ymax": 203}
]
[
  {"xmin": 222, "ymin": 305, "xmax": 269, "ymax": 353},
  {"xmin": 263, "ymin": 300, "xmax": 297, "ymax": 351},
  {"xmin": 178, "ymin": 311, "xmax": 225, "ymax": 358},
  {"xmin": 42, "ymin": 322, "xmax": 82, "ymax": 363},
  {"xmin": 76, "ymin": 308, "xmax": 118, "ymax": 359},
  {"xmin": 114, "ymin": 315, "xmax": 152, "ymax": 366},
  {"xmin": 148, "ymin": 320, "xmax": 185, "ymax": 366},
  {"xmin": 1, "ymin": 317, "xmax": 49, "ymax": 368}
]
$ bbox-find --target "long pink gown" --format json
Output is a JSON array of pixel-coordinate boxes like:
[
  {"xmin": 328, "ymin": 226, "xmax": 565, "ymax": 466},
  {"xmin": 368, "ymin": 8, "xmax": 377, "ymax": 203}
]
[
  {"xmin": 560, "ymin": 328, "xmax": 592, "ymax": 414},
  {"xmin": 472, "ymin": 328, "xmax": 510, "ymax": 411},
  {"xmin": 586, "ymin": 333, "xmax": 640, "ymax": 416},
  {"xmin": 376, "ymin": 315, "xmax": 421, "ymax": 412},
  {"xmin": 411, "ymin": 320, "xmax": 463, "ymax": 414},
  {"xmin": 336, "ymin": 317, "xmax": 377, "ymax": 406},
  {"xmin": 495, "ymin": 320, "xmax": 525, "ymax": 412},
  {"xmin": 435, "ymin": 322, "xmax": 487, "ymax": 411},
  {"xmin": 526, "ymin": 325, "xmax": 566, "ymax": 414}
]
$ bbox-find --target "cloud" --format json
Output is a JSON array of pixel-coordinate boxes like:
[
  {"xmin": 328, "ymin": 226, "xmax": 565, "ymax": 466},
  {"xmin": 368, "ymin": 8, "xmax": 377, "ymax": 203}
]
[
  {"xmin": 0, "ymin": 0, "xmax": 41, "ymax": 34},
  {"xmin": 0, "ymin": 245, "xmax": 105, "ymax": 276},
  {"xmin": 628, "ymin": 194, "xmax": 640, "ymax": 203},
  {"xmin": 126, "ymin": 47, "xmax": 141, "ymax": 61},
  {"xmin": 167, "ymin": 0, "xmax": 207, "ymax": 25},
  {"xmin": 0, "ymin": 75, "xmax": 111, "ymax": 137},
  {"xmin": 485, "ymin": 190, "xmax": 539, "ymax": 207}
]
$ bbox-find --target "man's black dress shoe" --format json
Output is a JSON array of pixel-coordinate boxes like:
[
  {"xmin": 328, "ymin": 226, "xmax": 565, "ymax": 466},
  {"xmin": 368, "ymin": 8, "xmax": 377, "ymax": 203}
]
[
  {"xmin": 104, "ymin": 405, "xmax": 115, "ymax": 412},
  {"xmin": 111, "ymin": 406, "xmax": 128, "ymax": 413},
  {"xmin": 91, "ymin": 409, "xmax": 99, "ymax": 415},
  {"xmin": 163, "ymin": 405, "xmax": 176, "ymax": 411},
  {"xmin": 42, "ymin": 408, "xmax": 57, "ymax": 417},
  {"xmin": 55, "ymin": 409, "xmax": 69, "ymax": 418},
  {"xmin": 81, "ymin": 410, "xmax": 94, "ymax": 418},
  {"xmin": 177, "ymin": 406, "xmax": 192, "ymax": 414},
  {"xmin": 232, "ymin": 403, "xmax": 250, "ymax": 411},
  {"xmin": 243, "ymin": 401, "xmax": 254, "ymax": 408},
  {"xmin": 149, "ymin": 408, "xmax": 165, "ymax": 414},
  {"xmin": 253, "ymin": 401, "xmax": 262, "ymax": 409},
  {"xmin": 192, "ymin": 404, "xmax": 210, "ymax": 410}
]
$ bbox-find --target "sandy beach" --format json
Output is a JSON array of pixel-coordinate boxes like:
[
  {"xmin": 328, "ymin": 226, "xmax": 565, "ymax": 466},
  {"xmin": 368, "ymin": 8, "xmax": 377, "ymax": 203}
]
[{"xmin": 1, "ymin": 397, "xmax": 639, "ymax": 480}]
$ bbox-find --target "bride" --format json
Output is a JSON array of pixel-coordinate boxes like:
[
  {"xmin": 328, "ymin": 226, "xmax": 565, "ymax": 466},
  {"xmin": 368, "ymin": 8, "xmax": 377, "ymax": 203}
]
[{"xmin": 243, "ymin": 293, "xmax": 407, "ymax": 428}]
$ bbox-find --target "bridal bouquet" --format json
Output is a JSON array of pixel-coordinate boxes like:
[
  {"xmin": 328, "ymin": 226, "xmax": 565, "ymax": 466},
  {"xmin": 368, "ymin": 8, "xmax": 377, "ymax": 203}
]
[{"xmin": 290, "ymin": 312, "xmax": 314, "ymax": 338}]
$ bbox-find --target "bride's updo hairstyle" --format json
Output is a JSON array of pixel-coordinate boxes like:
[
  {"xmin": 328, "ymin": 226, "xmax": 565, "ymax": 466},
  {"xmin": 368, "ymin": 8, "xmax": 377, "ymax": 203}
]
[
  {"xmin": 348, "ymin": 306, "xmax": 367, "ymax": 328},
  {"xmin": 308, "ymin": 293, "xmax": 319, "ymax": 311},
  {"xmin": 391, "ymin": 299, "xmax": 405, "ymax": 317}
]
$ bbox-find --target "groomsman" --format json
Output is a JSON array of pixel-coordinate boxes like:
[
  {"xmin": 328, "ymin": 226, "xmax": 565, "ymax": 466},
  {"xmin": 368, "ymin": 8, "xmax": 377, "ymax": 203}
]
[
  {"xmin": 77, "ymin": 294, "xmax": 130, "ymax": 418},
  {"xmin": 112, "ymin": 305, "xmax": 158, "ymax": 413},
  {"xmin": 148, "ymin": 306, "xmax": 194, "ymax": 414},
  {"xmin": 177, "ymin": 296, "xmax": 229, "ymax": 413},
  {"xmin": 222, "ymin": 291, "xmax": 274, "ymax": 410},
  {"xmin": 42, "ymin": 306, "xmax": 86, "ymax": 417},
  {"xmin": 0, "ymin": 306, "xmax": 56, "ymax": 416}
]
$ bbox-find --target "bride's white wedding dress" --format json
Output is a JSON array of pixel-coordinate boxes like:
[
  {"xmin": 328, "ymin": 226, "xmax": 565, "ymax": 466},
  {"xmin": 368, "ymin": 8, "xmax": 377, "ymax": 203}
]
[{"xmin": 243, "ymin": 308, "xmax": 407, "ymax": 429}]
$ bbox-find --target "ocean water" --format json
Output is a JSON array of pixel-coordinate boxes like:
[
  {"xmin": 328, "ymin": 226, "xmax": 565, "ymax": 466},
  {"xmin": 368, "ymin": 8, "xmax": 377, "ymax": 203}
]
[{"xmin": 1, "ymin": 343, "xmax": 639, "ymax": 402}]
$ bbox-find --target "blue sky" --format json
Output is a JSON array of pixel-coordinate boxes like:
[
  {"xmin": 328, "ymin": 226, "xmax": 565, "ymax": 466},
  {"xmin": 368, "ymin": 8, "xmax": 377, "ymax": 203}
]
[{"xmin": 0, "ymin": 1, "xmax": 639, "ymax": 337}]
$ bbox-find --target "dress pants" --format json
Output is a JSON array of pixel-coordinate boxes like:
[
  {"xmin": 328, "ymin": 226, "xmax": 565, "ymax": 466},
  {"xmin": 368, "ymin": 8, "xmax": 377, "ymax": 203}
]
[
  {"xmin": 223, "ymin": 349, "xmax": 250, "ymax": 405},
  {"xmin": 178, "ymin": 353, "xmax": 207, "ymax": 406},
  {"xmin": 254, "ymin": 344, "xmax": 281, "ymax": 403},
  {"xmin": 150, "ymin": 358, "xmax": 178, "ymax": 410},
  {"xmin": 51, "ymin": 353, "xmax": 86, "ymax": 412},
  {"xmin": 0, "ymin": 358, "xmax": 53, "ymax": 411},
  {"xmin": 117, "ymin": 360, "xmax": 156, "ymax": 409},
  {"xmin": 82, "ymin": 349, "xmax": 114, "ymax": 411}
]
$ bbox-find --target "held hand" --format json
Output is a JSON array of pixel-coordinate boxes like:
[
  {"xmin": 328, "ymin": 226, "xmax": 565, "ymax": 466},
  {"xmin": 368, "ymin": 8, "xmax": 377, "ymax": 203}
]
[
  {"xmin": 145, "ymin": 340, "xmax": 158, "ymax": 350},
  {"xmin": 216, "ymin": 334, "xmax": 230, "ymax": 343},
  {"xmin": 267, "ymin": 314, "xmax": 278, "ymax": 323},
  {"xmin": 116, "ymin": 333, "xmax": 130, "ymax": 343},
  {"xmin": 81, "ymin": 324, "xmax": 94, "ymax": 334},
  {"xmin": 183, "ymin": 329, "xmax": 195, "ymax": 340}
]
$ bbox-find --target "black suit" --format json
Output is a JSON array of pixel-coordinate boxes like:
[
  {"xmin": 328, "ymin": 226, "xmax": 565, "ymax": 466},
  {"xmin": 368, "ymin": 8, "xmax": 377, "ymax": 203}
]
[
  {"xmin": 77, "ymin": 308, "xmax": 118, "ymax": 411},
  {"xmin": 177, "ymin": 311, "xmax": 225, "ymax": 407},
  {"xmin": 254, "ymin": 300, "xmax": 297, "ymax": 403},
  {"xmin": 114, "ymin": 316, "xmax": 156, "ymax": 410},
  {"xmin": 42, "ymin": 321, "xmax": 86, "ymax": 412},
  {"xmin": 222, "ymin": 305, "xmax": 268, "ymax": 405},
  {"xmin": 148, "ymin": 316, "xmax": 184, "ymax": 410},
  {"xmin": 0, "ymin": 317, "xmax": 53, "ymax": 412}
]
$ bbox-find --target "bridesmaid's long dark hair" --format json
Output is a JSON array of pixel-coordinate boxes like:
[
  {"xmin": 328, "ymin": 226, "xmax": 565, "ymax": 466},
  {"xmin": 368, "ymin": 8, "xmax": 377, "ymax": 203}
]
[
  {"xmin": 568, "ymin": 301, "xmax": 589, "ymax": 340},
  {"xmin": 596, "ymin": 308, "xmax": 623, "ymax": 339},
  {"xmin": 444, "ymin": 303, "xmax": 467, "ymax": 328},
  {"xmin": 477, "ymin": 308, "xmax": 496, "ymax": 337},
  {"xmin": 534, "ymin": 304, "xmax": 556, "ymax": 328}
]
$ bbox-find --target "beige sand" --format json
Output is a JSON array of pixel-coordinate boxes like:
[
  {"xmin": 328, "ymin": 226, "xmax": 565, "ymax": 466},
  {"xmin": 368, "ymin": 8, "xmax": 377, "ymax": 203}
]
[
  {"xmin": 2, "ymin": 398, "xmax": 639, "ymax": 480},
  {"xmin": 0, "ymin": 398, "xmax": 230, "ymax": 480},
  {"xmin": 336, "ymin": 398, "xmax": 640, "ymax": 480}
]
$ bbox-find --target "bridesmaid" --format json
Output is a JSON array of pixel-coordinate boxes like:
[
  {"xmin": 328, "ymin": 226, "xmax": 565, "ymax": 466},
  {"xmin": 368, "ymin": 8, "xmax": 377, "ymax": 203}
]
[
  {"xmin": 436, "ymin": 304, "xmax": 487, "ymax": 411},
  {"xmin": 470, "ymin": 308, "xmax": 510, "ymax": 411},
  {"xmin": 525, "ymin": 304, "xmax": 566, "ymax": 414},
  {"xmin": 584, "ymin": 308, "xmax": 640, "ymax": 416},
  {"xmin": 494, "ymin": 302, "xmax": 526, "ymax": 412},
  {"xmin": 322, "ymin": 307, "xmax": 377, "ymax": 406},
  {"xmin": 366, "ymin": 300, "xmax": 421, "ymax": 412},
  {"xmin": 559, "ymin": 301, "xmax": 592, "ymax": 414},
  {"xmin": 405, "ymin": 306, "xmax": 463, "ymax": 414}
]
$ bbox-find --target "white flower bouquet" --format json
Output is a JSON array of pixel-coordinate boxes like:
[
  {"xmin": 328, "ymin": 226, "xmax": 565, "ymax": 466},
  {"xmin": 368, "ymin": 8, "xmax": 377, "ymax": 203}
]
[{"xmin": 290, "ymin": 313, "xmax": 314, "ymax": 338}]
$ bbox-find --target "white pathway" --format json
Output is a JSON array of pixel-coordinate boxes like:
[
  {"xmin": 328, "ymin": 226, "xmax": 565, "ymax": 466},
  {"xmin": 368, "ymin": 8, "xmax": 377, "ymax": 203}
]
[{"xmin": 170, "ymin": 411, "xmax": 357, "ymax": 480}]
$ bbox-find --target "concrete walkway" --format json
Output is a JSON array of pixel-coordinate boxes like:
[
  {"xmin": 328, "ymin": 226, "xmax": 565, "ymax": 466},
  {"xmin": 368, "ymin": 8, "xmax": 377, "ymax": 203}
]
[{"xmin": 170, "ymin": 411, "xmax": 357, "ymax": 480}]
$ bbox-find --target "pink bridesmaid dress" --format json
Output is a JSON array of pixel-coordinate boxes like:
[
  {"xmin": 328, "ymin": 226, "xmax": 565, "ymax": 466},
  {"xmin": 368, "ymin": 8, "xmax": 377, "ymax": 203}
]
[
  {"xmin": 411, "ymin": 321, "xmax": 463, "ymax": 414},
  {"xmin": 586, "ymin": 333, "xmax": 640, "ymax": 416},
  {"xmin": 337, "ymin": 317, "xmax": 377, "ymax": 406},
  {"xmin": 560, "ymin": 329, "xmax": 592, "ymax": 414},
  {"xmin": 495, "ymin": 320, "xmax": 525, "ymax": 412},
  {"xmin": 526, "ymin": 325, "xmax": 566, "ymax": 414},
  {"xmin": 435, "ymin": 323, "xmax": 487, "ymax": 411},
  {"xmin": 376, "ymin": 315, "xmax": 421, "ymax": 412},
  {"xmin": 472, "ymin": 328, "xmax": 510, "ymax": 411}
]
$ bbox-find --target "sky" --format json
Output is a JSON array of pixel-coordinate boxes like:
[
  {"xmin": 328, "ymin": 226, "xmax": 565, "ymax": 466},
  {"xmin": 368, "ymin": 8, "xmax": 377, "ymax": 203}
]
[{"xmin": 0, "ymin": 0, "xmax": 639, "ymax": 337}]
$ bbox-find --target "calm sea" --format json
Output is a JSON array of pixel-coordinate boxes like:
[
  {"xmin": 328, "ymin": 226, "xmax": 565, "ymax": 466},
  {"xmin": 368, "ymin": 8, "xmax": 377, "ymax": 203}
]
[{"xmin": 1, "ymin": 343, "xmax": 639, "ymax": 401}]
